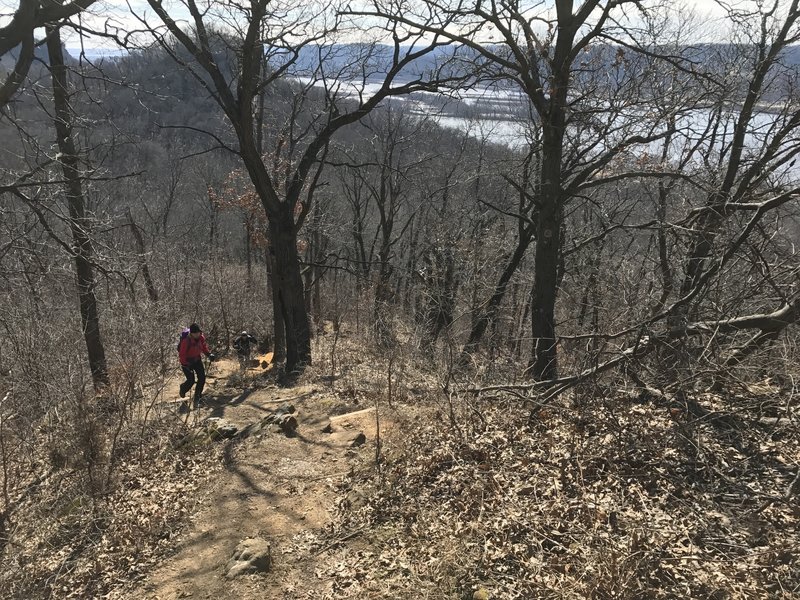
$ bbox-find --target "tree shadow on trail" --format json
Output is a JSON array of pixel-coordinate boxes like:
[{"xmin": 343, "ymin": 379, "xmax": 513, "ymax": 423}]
[{"xmin": 203, "ymin": 388, "xmax": 257, "ymax": 418}]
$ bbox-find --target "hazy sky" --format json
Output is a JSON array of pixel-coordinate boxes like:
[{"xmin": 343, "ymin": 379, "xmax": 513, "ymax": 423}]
[{"xmin": 0, "ymin": 0, "xmax": 758, "ymax": 51}]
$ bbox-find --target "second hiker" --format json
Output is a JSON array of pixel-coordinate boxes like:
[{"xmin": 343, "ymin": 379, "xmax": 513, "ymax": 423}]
[{"xmin": 232, "ymin": 330, "xmax": 258, "ymax": 370}]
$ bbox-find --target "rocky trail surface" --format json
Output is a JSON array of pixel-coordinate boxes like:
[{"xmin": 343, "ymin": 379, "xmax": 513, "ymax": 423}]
[{"xmin": 127, "ymin": 355, "xmax": 383, "ymax": 599}]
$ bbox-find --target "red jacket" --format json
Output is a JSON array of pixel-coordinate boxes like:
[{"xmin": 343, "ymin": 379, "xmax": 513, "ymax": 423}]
[{"xmin": 179, "ymin": 334, "xmax": 210, "ymax": 366}]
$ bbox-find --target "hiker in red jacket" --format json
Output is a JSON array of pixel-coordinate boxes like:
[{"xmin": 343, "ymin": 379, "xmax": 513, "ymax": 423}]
[{"xmin": 178, "ymin": 323, "xmax": 215, "ymax": 411}]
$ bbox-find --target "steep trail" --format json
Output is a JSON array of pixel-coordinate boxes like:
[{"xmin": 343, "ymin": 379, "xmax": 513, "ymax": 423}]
[{"xmin": 127, "ymin": 356, "xmax": 381, "ymax": 600}]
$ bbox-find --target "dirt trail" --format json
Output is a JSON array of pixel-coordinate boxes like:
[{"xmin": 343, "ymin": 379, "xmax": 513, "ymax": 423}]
[{"xmin": 131, "ymin": 357, "xmax": 380, "ymax": 600}]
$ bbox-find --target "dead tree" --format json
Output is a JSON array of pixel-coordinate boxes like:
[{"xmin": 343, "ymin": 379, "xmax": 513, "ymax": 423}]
[
  {"xmin": 358, "ymin": 0, "xmax": 682, "ymax": 379},
  {"xmin": 136, "ymin": 0, "xmax": 475, "ymax": 373},
  {"xmin": 0, "ymin": 0, "xmax": 96, "ymax": 105},
  {"xmin": 45, "ymin": 23, "xmax": 109, "ymax": 388}
]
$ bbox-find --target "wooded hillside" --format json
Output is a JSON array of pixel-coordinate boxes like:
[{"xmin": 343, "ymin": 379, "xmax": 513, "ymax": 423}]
[{"xmin": 1, "ymin": 0, "xmax": 798, "ymax": 597}]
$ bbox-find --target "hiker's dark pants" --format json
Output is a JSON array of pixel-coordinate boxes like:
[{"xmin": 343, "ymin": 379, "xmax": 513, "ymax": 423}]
[{"xmin": 180, "ymin": 359, "xmax": 205, "ymax": 400}]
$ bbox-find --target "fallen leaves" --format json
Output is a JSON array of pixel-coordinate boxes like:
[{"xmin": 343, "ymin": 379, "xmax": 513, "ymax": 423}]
[
  {"xmin": 311, "ymin": 387, "xmax": 800, "ymax": 599},
  {"xmin": 0, "ymin": 434, "xmax": 223, "ymax": 599}
]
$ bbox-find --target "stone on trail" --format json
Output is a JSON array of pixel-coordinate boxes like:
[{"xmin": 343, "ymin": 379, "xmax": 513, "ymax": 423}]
[
  {"xmin": 322, "ymin": 409, "xmax": 373, "ymax": 447},
  {"xmin": 237, "ymin": 404, "xmax": 298, "ymax": 439},
  {"xmin": 225, "ymin": 537, "xmax": 272, "ymax": 579},
  {"xmin": 272, "ymin": 413, "xmax": 298, "ymax": 434},
  {"xmin": 326, "ymin": 429, "xmax": 367, "ymax": 448},
  {"xmin": 203, "ymin": 417, "xmax": 239, "ymax": 440}
]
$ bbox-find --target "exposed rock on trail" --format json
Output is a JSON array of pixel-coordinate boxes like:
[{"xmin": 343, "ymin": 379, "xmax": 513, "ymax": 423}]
[
  {"xmin": 225, "ymin": 537, "xmax": 272, "ymax": 579},
  {"xmin": 116, "ymin": 357, "xmax": 387, "ymax": 600}
]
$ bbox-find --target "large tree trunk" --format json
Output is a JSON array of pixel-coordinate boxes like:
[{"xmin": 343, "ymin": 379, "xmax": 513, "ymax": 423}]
[
  {"xmin": 46, "ymin": 25, "xmax": 109, "ymax": 389},
  {"xmin": 254, "ymin": 56, "xmax": 284, "ymax": 353},
  {"xmin": 268, "ymin": 214, "xmax": 311, "ymax": 372},
  {"xmin": 239, "ymin": 144, "xmax": 308, "ymax": 369},
  {"xmin": 529, "ymin": 126, "xmax": 564, "ymax": 381},
  {"xmin": 266, "ymin": 244, "xmax": 286, "ymax": 362},
  {"xmin": 525, "ymin": 9, "xmax": 576, "ymax": 382}
]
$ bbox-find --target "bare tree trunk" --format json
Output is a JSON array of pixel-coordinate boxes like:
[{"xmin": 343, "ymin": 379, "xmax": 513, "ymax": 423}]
[
  {"xmin": 461, "ymin": 227, "xmax": 533, "ymax": 361},
  {"xmin": 46, "ymin": 25, "xmax": 109, "ymax": 389},
  {"xmin": 266, "ymin": 245, "xmax": 286, "ymax": 362},
  {"xmin": 311, "ymin": 202, "xmax": 323, "ymax": 328},
  {"xmin": 245, "ymin": 217, "xmax": 253, "ymax": 289},
  {"xmin": 255, "ymin": 48, "xmax": 285, "ymax": 359},
  {"xmin": 127, "ymin": 208, "xmax": 159, "ymax": 303},
  {"xmin": 654, "ymin": 180, "xmax": 673, "ymax": 314},
  {"xmin": 160, "ymin": 163, "xmax": 181, "ymax": 235},
  {"xmin": 530, "ymin": 125, "xmax": 564, "ymax": 381},
  {"xmin": 269, "ymin": 215, "xmax": 310, "ymax": 372},
  {"xmin": 303, "ymin": 249, "xmax": 313, "ymax": 319},
  {"xmin": 374, "ymin": 260, "xmax": 394, "ymax": 345},
  {"xmin": 239, "ymin": 36, "xmax": 310, "ymax": 371},
  {"xmin": 652, "ymin": 120, "xmax": 676, "ymax": 315},
  {"xmin": 313, "ymin": 272, "xmax": 322, "ymax": 329},
  {"xmin": 373, "ymin": 172, "xmax": 395, "ymax": 345},
  {"xmin": 403, "ymin": 222, "xmax": 419, "ymax": 313}
]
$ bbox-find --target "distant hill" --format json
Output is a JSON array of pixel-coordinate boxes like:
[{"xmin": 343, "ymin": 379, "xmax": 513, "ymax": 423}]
[
  {"xmin": 65, "ymin": 47, "xmax": 127, "ymax": 62},
  {"xmin": 292, "ymin": 43, "xmax": 476, "ymax": 83},
  {"xmin": 6, "ymin": 40, "xmax": 798, "ymax": 97},
  {"xmin": 293, "ymin": 42, "xmax": 800, "ymax": 89},
  {"xmin": 1, "ymin": 41, "xmax": 77, "ymax": 69}
]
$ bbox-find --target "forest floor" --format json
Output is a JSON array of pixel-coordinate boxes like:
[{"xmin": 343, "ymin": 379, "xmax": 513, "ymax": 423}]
[
  {"xmin": 2, "ymin": 333, "xmax": 799, "ymax": 599},
  {"xmin": 118, "ymin": 345, "xmax": 800, "ymax": 600},
  {"xmin": 118, "ymin": 353, "xmax": 395, "ymax": 600}
]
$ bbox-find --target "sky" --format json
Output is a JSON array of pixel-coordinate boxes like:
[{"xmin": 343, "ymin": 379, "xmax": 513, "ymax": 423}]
[{"xmin": 0, "ymin": 0, "xmax": 763, "ymax": 53}]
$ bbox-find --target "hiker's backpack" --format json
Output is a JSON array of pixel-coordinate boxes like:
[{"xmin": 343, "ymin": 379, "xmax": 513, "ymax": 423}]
[{"xmin": 177, "ymin": 327, "xmax": 190, "ymax": 352}]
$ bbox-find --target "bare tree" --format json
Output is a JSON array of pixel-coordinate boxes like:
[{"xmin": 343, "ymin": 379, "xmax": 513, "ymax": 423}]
[
  {"xmin": 460, "ymin": 138, "xmax": 538, "ymax": 362},
  {"xmin": 335, "ymin": 107, "xmax": 431, "ymax": 344},
  {"xmin": 671, "ymin": 1, "xmax": 800, "ymax": 328},
  {"xmin": 126, "ymin": 208, "xmax": 159, "ymax": 303},
  {"xmin": 44, "ymin": 22, "xmax": 109, "ymax": 387},
  {"xmin": 0, "ymin": 0, "xmax": 97, "ymax": 105},
  {"xmin": 355, "ymin": 0, "xmax": 682, "ymax": 379},
  {"xmin": 132, "ymin": 0, "xmax": 473, "ymax": 372}
]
